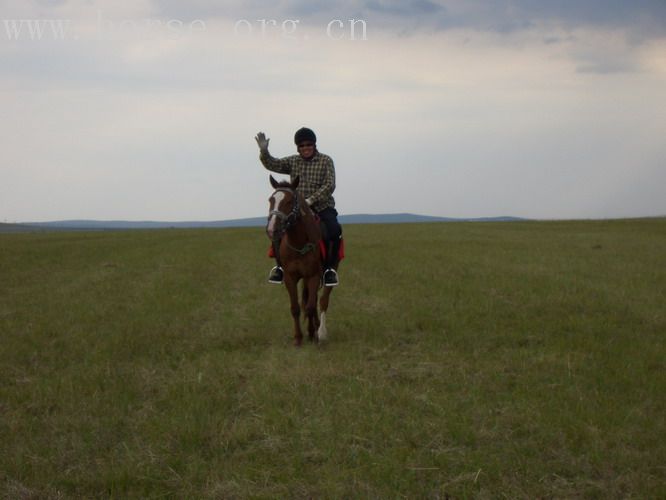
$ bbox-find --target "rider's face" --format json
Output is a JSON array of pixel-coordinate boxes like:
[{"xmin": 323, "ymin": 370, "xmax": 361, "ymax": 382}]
[{"xmin": 297, "ymin": 142, "xmax": 315, "ymax": 160}]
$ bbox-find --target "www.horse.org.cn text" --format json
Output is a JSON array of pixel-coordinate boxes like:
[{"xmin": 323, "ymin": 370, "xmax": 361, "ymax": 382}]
[{"xmin": 1, "ymin": 15, "xmax": 368, "ymax": 42}]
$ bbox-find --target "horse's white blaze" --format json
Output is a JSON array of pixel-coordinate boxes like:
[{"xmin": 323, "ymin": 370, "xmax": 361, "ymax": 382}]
[
  {"xmin": 317, "ymin": 311, "xmax": 327, "ymax": 341},
  {"xmin": 273, "ymin": 191, "xmax": 286, "ymax": 207},
  {"xmin": 267, "ymin": 213, "xmax": 277, "ymax": 236},
  {"xmin": 267, "ymin": 191, "xmax": 285, "ymax": 237}
]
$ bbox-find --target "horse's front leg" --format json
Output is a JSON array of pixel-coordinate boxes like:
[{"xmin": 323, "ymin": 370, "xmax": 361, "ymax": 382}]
[
  {"xmin": 284, "ymin": 274, "xmax": 303, "ymax": 346},
  {"xmin": 304, "ymin": 275, "xmax": 320, "ymax": 342},
  {"xmin": 317, "ymin": 286, "xmax": 333, "ymax": 342}
]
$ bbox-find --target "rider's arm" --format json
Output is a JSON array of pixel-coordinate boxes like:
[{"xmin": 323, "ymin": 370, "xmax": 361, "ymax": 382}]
[
  {"xmin": 260, "ymin": 150, "xmax": 293, "ymax": 174},
  {"xmin": 256, "ymin": 131, "xmax": 293, "ymax": 174}
]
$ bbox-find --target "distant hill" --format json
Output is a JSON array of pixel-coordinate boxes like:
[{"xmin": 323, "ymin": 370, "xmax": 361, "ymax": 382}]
[
  {"xmin": 339, "ymin": 214, "xmax": 525, "ymax": 224},
  {"xmin": 11, "ymin": 214, "xmax": 527, "ymax": 232},
  {"xmin": 0, "ymin": 222, "xmax": 42, "ymax": 233}
]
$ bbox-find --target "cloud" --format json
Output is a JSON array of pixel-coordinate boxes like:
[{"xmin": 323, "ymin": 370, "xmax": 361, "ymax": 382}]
[
  {"xmin": 365, "ymin": 0, "xmax": 443, "ymax": 16},
  {"xmin": 5, "ymin": 0, "xmax": 665, "ymax": 42}
]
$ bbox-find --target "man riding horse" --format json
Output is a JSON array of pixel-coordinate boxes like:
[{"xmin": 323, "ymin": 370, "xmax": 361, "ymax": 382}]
[{"xmin": 255, "ymin": 127, "xmax": 342, "ymax": 287}]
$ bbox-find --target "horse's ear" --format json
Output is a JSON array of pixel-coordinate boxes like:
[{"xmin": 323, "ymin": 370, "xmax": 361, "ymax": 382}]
[
  {"xmin": 292, "ymin": 176, "xmax": 300, "ymax": 190},
  {"xmin": 270, "ymin": 175, "xmax": 279, "ymax": 189}
]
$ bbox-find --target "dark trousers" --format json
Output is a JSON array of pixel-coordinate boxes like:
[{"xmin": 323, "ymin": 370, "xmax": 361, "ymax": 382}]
[{"xmin": 317, "ymin": 207, "xmax": 342, "ymax": 269}]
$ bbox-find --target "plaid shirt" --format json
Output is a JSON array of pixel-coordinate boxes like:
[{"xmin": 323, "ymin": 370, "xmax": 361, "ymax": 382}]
[{"xmin": 260, "ymin": 150, "xmax": 336, "ymax": 212}]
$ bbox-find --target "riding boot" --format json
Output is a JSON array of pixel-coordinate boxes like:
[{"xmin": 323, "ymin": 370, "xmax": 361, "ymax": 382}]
[
  {"xmin": 323, "ymin": 237, "xmax": 340, "ymax": 286},
  {"xmin": 269, "ymin": 240, "xmax": 284, "ymax": 284}
]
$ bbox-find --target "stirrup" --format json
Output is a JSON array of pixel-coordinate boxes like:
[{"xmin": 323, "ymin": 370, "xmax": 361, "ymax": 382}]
[
  {"xmin": 323, "ymin": 268, "xmax": 339, "ymax": 287},
  {"xmin": 268, "ymin": 266, "xmax": 283, "ymax": 284}
]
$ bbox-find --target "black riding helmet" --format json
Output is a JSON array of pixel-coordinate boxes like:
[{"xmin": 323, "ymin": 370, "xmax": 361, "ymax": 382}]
[{"xmin": 294, "ymin": 127, "xmax": 316, "ymax": 145}]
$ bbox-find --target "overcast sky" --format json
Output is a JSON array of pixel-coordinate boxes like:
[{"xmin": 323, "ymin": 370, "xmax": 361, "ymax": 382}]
[{"xmin": 1, "ymin": 0, "xmax": 665, "ymax": 222}]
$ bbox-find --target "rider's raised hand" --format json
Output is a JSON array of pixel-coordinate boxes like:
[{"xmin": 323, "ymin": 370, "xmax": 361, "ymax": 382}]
[{"xmin": 255, "ymin": 132, "xmax": 270, "ymax": 152}]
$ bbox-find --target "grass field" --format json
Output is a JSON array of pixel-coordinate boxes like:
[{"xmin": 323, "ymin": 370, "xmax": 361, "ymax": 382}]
[{"xmin": 1, "ymin": 219, "xmax": 665, "ymax": 498}]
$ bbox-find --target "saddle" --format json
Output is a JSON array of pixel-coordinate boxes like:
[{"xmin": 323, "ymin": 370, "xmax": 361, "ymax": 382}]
[{"xmin": 267, "ymin": 216, "xmax": 344, "ymax": 262}]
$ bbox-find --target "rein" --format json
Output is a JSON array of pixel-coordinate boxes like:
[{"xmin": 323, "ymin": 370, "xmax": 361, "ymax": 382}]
[{"xmin": 286, "ymin": 241, "xmax": 316, "ymax": 255}]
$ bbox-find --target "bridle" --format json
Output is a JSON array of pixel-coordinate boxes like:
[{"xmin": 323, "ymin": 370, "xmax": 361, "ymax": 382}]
[
  {"xmin": 267, "ymin": 187, "xmax": 317, "ymax": 255},
  {"xmin": 268, "ymin": 187, "xmax": 301, "ymax": 239}
]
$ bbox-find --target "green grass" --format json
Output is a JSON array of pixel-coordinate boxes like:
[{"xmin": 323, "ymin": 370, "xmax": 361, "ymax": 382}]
[{"xmin": 1, "ymin": 220, "xmax": 665, "ymax": 498}]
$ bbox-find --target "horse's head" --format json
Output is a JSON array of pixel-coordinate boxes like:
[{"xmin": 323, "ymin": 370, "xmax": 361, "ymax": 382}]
[{"xmin": 267, "ymin": 175, "xmax": 301, "ymax": 241}]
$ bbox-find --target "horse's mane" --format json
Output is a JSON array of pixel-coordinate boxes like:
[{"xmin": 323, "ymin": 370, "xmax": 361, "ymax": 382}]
[{"xmin": 275, "ymin": 180, "xmax": 293, "ymax": 188}]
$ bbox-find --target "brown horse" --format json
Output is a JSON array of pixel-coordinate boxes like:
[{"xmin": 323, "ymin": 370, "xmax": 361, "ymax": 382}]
[{"xmin": 266, "ymin": 175, "xmax": 335, "ymax": 345}]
